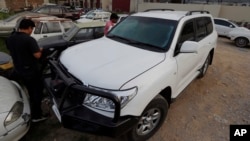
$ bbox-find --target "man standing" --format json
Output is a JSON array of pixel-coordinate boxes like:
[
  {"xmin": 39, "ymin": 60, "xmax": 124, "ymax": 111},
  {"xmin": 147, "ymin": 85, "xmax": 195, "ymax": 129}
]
[
  {"xmin": 6, "ymin": 19, "xmax": 47, "ymax": 122},
  {"xmin": 104, "ymin": 13, "xmax": 119, "ymax": 35}
]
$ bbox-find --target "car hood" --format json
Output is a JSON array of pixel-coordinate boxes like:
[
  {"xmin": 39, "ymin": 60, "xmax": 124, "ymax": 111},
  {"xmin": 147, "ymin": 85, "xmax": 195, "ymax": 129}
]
[
  {"xmin": 0, "ymin": 77, "xmax": 20, "ymax": 113},
  {"xmin": 235, "ymin": 27, "xmax": 249, "ymax": 32},
  {"xmin": 60, "ymin": 37, "xmax": 165, "ymax": 89},
  {"xmin": 76, "ymin": 18, "xmax": 94, "ymax": 23},
  {"xmin": 38, "ymin": 35, "xmax": 66, "ymax": 49},
  {"xmin": 229, "ymin": 27, "xmax": 250, "ymax": 35}
]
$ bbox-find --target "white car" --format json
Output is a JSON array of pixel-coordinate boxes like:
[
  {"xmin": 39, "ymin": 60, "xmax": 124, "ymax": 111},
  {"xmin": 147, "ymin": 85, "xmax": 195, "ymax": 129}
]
[
  {"xmin": 76, "ymin": 11, "xmax": 111, "ymax": 23},
  {"xmin": 214, "ymin": 18, "xmax": 241, "ymax": 37},
  {"xmin": 228, "ymin": 27, "xmax": 250, "ymax": 47},
  {"xmin": 44, "ymin": 10, "xmax": 217, "ymax": 141},
  {"xmin": 0, "ymin": 12, "xmax": 49, "ymax": 37},
  {"xmin": 0, "ymin": 76, "xmax": 31, "ymax": 141},
  {"xmin": 15, "ymin": 17, "xmax": 75, "ymax": 41}
]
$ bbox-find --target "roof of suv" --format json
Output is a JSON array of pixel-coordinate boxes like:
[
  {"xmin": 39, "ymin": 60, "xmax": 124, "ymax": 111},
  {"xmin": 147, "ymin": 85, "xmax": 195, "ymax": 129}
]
[{"xmin": 133, "ymin": 10, "xmax": 211, "ymax": 21}]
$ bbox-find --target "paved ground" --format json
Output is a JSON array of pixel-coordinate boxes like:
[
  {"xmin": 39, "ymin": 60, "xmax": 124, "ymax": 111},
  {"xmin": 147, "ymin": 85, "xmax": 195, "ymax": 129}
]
[{"xmin": 24, "ymin": 37, "xmax": 250, "ymax": 141}]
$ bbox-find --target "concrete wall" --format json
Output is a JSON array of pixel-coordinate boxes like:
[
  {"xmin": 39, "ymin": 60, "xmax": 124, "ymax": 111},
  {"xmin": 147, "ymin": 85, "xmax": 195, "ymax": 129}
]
[
  {"xmin": 0, "ymin": 0, "xmax": 7, "ymax": 8},
  {"xmin": 102, "ymin": 0, "xmax": 112, "ymax": 11},
  {"xmin": 138, "ymin": 3, "xmax": 250, "ymax": 22},
  {"xmin": 2, "ymin": 0, "xmax": 45, "ymax": 12}
]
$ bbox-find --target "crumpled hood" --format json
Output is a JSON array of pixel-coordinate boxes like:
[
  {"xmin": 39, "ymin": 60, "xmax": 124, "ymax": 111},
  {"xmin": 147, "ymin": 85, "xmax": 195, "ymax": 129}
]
[
  {"xmin": 60, "ymin": 37, "xmax": 165, "ymax": 89},
  {"xmin": 0, "ymin": 77, "xmax": 20, "ymax": 113}
]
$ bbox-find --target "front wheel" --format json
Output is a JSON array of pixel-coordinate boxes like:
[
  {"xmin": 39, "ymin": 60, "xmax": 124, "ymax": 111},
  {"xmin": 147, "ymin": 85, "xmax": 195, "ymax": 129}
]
[
  {"xmin": 235, "ymin": 37, "xmax": 248, "ymax": 48},
  {"xmin": 127, "ymin": 95, "xmax": 168, "ymax": 141}
]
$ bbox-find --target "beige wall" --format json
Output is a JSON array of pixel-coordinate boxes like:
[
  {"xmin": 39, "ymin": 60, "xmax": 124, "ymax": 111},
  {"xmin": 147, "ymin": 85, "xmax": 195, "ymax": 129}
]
[
  {"xmin": 138, "ymin": 3, "xmax": 250, "ymax": 22},
  {"xmin": 0, "ymin": 0, "xmax": 6, "ymax": 8},
  {"xmin": 102, "ymin": 0, "xmax": 112, "ymax": 11}
]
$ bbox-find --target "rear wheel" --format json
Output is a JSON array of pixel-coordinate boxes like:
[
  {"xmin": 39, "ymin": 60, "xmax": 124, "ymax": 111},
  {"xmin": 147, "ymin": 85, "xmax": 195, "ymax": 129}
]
[
  {"xmin": 235, "ymin": 37, "xmax": 248, "ymax": 48},
  {"xmin": 127, "ymin": 95, "xmax": 168, "ymax": 141},
  {"xmin": 198, "ymin": 53, "xmax": 211, "ymax": 78}
]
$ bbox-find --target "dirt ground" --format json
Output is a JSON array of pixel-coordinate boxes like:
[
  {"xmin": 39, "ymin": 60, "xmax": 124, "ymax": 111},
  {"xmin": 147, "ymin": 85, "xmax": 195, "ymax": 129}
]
[{"xmin": 24, "ymin": 37, "xmax": 250, "ymax": 141}]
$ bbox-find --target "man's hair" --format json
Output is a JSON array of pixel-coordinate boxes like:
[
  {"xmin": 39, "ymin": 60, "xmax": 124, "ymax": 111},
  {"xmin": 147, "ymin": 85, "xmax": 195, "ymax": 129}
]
[
  {"xmin": 19, "ymin": 19, "xmax": 35, "ymax": 29},
  {"xmin": 110, "ymin": 13, "xmax": 119, "ymax": 20}
]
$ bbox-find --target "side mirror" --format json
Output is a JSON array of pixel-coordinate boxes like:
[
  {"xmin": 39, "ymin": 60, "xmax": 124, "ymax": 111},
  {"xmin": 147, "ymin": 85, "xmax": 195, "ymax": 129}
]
[
  {"xmin": 229, "ymin": 24, "xmax": 235, "ymax": 28},
  {"xmin": 180, "ymin": 41, "xmax": 199, "ymax": 54}
]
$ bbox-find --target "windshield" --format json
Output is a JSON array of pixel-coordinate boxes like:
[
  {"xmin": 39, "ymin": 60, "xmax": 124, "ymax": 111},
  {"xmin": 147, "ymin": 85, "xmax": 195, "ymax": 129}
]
[
  {"xmin": 107, "ymin": 16, "xmax": 177, "ymax": 51},
  {"xmin": 86, "ymin": 13, "xmax": 96, "ymax": 19},
  {"xmin": 63, "ymin": 25, "xmax": 79, "ymax": 41}
]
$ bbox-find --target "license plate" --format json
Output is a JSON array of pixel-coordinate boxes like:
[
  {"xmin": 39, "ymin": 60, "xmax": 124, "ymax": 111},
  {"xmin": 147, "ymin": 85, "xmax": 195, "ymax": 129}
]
[{"xmin": 52, "ymin": 104, "xmax": 61, "ymax": 122}]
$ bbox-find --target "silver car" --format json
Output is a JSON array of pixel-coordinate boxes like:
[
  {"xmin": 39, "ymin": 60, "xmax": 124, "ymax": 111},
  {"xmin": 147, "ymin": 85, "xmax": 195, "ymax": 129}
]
[
  {"xmin": 0, "ymin": 11, "xmax": 48, "ymax": 37},
  {"xmin": 0, "ymin": 76, "xmax": 31, "ymax": 141}
]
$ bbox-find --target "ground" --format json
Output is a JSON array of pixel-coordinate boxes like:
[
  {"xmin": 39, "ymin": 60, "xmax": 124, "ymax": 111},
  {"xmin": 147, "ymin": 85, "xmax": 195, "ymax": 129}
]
[{"xmin": 23, "ymin": 37, "xmax": 250, "ymax": 141}]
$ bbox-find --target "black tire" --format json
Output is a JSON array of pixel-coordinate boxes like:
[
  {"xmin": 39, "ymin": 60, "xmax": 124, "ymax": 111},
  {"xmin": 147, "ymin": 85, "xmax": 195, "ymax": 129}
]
[
  {"xmin": 198, "ymin": 53, "xmax": 211, "ymax": 78},
  {"xmin": 235, "ymin": 37, "xmax": 248, "ymax": 48},
  {"xmin": 127, "ymin": 95, "xmax": 168, "ymax": 141}
]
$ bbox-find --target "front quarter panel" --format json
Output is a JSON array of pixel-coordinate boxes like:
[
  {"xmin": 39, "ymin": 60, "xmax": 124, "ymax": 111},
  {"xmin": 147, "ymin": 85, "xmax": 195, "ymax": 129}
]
[{"xmin": 120, "ymin": 55, "xmax": 177, "ymax": 116}]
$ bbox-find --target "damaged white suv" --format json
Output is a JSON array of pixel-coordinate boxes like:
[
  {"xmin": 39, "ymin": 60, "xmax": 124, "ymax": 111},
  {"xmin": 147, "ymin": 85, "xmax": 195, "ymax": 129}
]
[{"xmin": 44, "ymin": 10, "xmax": 217, "ymax": 141}]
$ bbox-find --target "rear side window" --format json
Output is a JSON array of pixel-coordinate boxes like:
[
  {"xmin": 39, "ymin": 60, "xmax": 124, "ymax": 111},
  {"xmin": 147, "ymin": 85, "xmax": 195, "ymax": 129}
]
[
  {"xmin": 214, "ymin": 19, "xmax": 234, "ymax": 27},
  {"xmin": 42, "ymin": 22, "xmax": 61, "ymax": 33},
  {"xmin": 195, "ymin": 17, "xmax": 213, "ymax": 41}
]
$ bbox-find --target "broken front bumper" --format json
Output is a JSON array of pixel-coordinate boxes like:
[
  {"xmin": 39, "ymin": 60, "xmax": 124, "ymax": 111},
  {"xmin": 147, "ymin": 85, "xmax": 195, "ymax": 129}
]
[{"xmin": 44, "ymin": 59, "xmax": 138, "ymax": 137}]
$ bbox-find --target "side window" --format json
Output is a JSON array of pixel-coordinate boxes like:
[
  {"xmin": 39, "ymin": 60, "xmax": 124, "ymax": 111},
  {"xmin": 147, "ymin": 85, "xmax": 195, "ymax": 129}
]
[
  {"xmin": 214, "ymin": 19, "xmax": 234, "ymax": 28},
  {"xmin": 37, "ymin": 7, "xmax": 49, "ymax": 14},
  {"xmin": 50, "ymin": 7, "xmax": 60, "ymax": 14},
  {"xmin": 195, "ymin": 17, "xmax": 213, "ymax": 41},
  {"xmin": 74, "ymin": 28, "xmax": 94, "ymax": 40},
  {"xmin": 179, "ymin": 20, "xmax": 195, "ymax": 44},
  {"xmin": 34, "ymin": 22, "xmax": 42, "ymax": 34},
  {"xmin": 175, "ymin": 20, "xmax": 195, "ymax": 56},
  {"xmin": 196, "ymin": 18, "xmax": 207, "ymax": 41},
  {"xmin": 94, "ymin": 27, "xmax": 105, "ymax": 38},
  {"xmin": 61, "ymin": 21, "xmax": 74, "ymax": 32},
  {"xmin": 42, "ymin": 22, "xmax": 61, "ymax": 34},
  {"xmin": 205, "ymin": 17, "xmax": 213, "ymax": 35}
]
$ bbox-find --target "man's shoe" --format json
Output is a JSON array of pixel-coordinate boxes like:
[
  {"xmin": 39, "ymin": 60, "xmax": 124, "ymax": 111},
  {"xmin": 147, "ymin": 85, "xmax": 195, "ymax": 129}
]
[{"xmin": 32, "ymin": 116, "xmax": 48, "ymax": 123}]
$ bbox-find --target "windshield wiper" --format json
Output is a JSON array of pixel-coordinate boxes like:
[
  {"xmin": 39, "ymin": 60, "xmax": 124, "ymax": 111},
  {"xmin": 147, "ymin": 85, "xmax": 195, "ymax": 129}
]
[
  {"xmin": 107, "ymin": 35, "xmax": 165, "ymax": 51},
  {"xmin": 107, "ymin": 34, "xmax": 129, "ymax": 41},
  {"xmin": 127, "ymin": 39, "xmax": 165, "ymax": 51}
]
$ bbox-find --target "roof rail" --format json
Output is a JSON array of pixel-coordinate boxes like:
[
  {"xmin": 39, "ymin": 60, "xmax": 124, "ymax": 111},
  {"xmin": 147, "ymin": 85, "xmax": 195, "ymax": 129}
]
[
  {"xmin": 144, "ymin": 9, "xmax": 174, "ymax": 12},
  {"xmin": 186, "ymin": 10, "xmax": 210, "ymax": 16}
]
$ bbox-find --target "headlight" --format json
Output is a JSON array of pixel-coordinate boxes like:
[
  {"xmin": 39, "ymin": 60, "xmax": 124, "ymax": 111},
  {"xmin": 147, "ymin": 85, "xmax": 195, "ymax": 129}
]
[
  {"xmin": 83, "ymin": 87, "xmax": 137, "ymax": 112},
  {"xmin": 4, "ymin": 101, "xmax": 23, "ymax": 126}
]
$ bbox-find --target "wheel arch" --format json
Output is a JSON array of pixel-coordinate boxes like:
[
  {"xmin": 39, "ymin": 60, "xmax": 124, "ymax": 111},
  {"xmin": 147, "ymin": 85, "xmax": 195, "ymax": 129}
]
[
  {"xmin": 159, "ymin": 86, "xmax": 172, "ymax": 106},
  {"xmin": 209, "ymin": 48, "xmax": 215, "ymax": 65},
  {"xmin": 234, "ymin": 36, "xmax": 249, "ymax": 42}
]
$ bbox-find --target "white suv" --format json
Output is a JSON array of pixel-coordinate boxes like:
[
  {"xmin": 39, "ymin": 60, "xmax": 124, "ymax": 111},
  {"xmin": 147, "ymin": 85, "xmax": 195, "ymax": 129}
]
[{"xmin": 44, "ymin": 10, "xmax": 217, "ymax": 141}]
